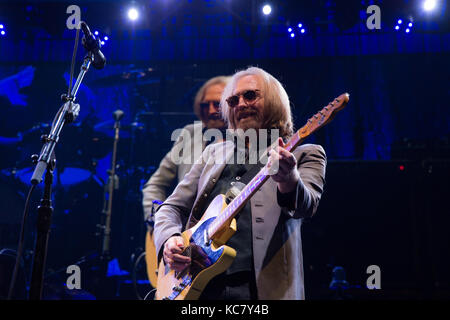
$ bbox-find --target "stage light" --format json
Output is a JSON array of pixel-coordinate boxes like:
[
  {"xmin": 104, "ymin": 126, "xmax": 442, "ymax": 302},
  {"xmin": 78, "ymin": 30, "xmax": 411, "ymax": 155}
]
[
  {"xmin": 94, "ymin": 31, "xmax": 99, "ymax": 36},
  {"xmin": 406, "ymin": 28, "xmax": 410, "ymax": 33},
  {"xmin": 301, "ymin": 28, "xmax": 305, "ymax": 34},
  {"xmin": 1, "ymin": 30, "xmax": 5, "ymax": 36},
  {"xmin": 101, "ymin": 41, "xmax": 105, "ymax": 45},
  {"xmin": 298, "ymin": 23, "xmax": 302, "ymax": 28},
  {"xmin": 0, "ymin": 24, "xmax": 3, "ymax": 29},
  {"xmin": 128, "ymin": 7, "xmax": 139, "ymax": 21},
  {"xmin": 262, "ymin": 4, "xmax": 272, "ymax": 15},
  {"xmin": 395, "ymin": 25, "xmax": 400, "ymax": 30},
  {"xmin": 290, "ymin": 33, "xmax": 295, "ymax": 38},
  {"xmin": 104, "ymin": 36, "xmax": 109, "ymax": 41},
  {"xmin": 423, "ymin": 0, "xmax": 437, "ymax": 12},
  {"xmin": 408, "ymin": 22, "xmax": 413, "ymax": 27},
  {"xmin": 288, "ymin": 27, "xmax": 292, "ymax": 32},
  {"xmin": 397, "ymin": 19, "xmax": 403, "ymax": 24}
]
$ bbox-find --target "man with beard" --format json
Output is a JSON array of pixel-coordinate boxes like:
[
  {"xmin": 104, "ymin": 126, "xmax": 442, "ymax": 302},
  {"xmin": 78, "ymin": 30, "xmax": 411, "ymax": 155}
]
[
  {"xmin": 142, "ymin": 75, "xmax": 230, "ymax": 222},
  {"xmin": 154, "ymin": 67, "xmax": 327, "ymax": 300}
]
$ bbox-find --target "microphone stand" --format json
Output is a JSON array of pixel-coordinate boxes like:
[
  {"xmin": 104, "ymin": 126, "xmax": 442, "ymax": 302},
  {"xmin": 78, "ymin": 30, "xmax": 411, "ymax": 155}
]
[
  {"xmin": 28, "ymin": 53, "xmax": 93, "ymax": 300},
  {"xmin": 100, "ymin": 110, "xmax": 124, "ymax": 259}
]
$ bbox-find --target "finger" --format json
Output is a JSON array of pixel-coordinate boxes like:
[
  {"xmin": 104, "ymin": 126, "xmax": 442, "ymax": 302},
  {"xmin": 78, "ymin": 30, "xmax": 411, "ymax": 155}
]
[
  {"xmin": 166, "ymin": 256, "xmax": 189, "ymax": 271},
  {"xmin": 279, "ymin": 155, "xmax": 296, "ymax": 170},
  {"xmin": 279, "ymin": 150, "xmax": 296, "ymax": 168},
  {"xmin": 171, "ymin": 253, "xmax": 191, "ymax": 264},
  {"xmin": 166, "ymin": 241, "xmax": 183, "ymax": 254},
  {"xmin": 278, "ymin": 147, "xmax": 295, "ymax": 160},
  {"xmin": 165, "ymin": 254, "xmax": 191, "ymax": 267},
  {"xmin": 175, "ymin": 237, "xmax": 185, "ymax": 248}
]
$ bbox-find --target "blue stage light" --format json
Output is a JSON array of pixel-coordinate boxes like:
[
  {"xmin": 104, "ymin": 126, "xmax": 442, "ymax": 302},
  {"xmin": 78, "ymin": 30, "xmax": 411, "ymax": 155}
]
[
  {"xmin": 301, "ymin": 28, "xmax": 305, "ymax": 34},
  {"xmin": 290, "ymin": 33, "xmax": 295, "ymax": 38},
  {"xmin": 0, "ymin": 24, "xmax": 3, "ymax": 29},
  {"xmin": 406, "ymin": 28, "xmax": 410, "ymax": 33},
  {"xmin": 298, "ymin": 23, "xmax": 303, "ymax": 28},
  {"xmin": 288, "ymin": 27, "xmax": 292, "ymax": 32},
  {"xmin": 395, "ymin": 25, "xmax": 400, "ymax": 30},
  {"xmin": 94, "ymin": 31, "xmax": 99, "ymax": 36},
  {"xmin": 408, "ymin": 22, "xmax": 413, "ymax": 27},
  {"xmin": 104, "ymin": 36, "xmax": 109, "ymax": 41},
  {"xmin": 397, "ymin": 19, "xmax": 403, "ymax": 24},
  {"xmin": 1, "ymin": 30, "xmax": 5, "ymax": 36}
]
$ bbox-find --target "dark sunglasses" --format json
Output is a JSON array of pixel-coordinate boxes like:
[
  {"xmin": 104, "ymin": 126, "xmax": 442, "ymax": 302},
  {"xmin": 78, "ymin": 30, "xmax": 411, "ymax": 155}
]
[
  {"xmin": 200, "ymin": 101, "xmax": 220, "ymax": 110},
  {"xmin": 226, "ymin": 89, "xmax": 261, "ymax": 108}
]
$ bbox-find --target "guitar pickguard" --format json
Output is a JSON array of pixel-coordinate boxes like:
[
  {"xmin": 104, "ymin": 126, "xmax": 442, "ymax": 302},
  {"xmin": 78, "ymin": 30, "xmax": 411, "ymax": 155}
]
[{"xmin": 164, "ymin": 217, "xmax": 226, "ymax": 300}]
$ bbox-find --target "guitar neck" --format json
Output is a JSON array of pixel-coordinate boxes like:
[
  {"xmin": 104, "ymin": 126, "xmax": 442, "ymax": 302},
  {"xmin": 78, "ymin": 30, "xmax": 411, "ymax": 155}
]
[
  {"xmin": 207, "ymin": 92, "xmax": 349, "ymax": 239},
  {"xmin": 208, "ymin": 131, "xmax": 304, "ymax": 239}
]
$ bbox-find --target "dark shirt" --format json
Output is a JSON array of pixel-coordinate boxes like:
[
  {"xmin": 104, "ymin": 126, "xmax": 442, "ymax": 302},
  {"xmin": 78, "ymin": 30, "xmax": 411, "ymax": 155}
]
[
  {"xmin": 198, "ymin": 142, "xmax": 262, "ymax": 300},
  {"xmin": 201, "ymin": 159, "xmax": 261, "ymax": 274},
  {"xmin": 198, "ymin": 133, "xmax": 298, "ymax": 299}
]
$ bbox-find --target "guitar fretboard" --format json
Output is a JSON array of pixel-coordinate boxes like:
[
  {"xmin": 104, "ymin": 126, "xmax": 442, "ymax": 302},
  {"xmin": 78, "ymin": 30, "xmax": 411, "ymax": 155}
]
[
  {"xmin": 208, "ymin": 131, "xmax": 302, "ymax": 238},
  {"xmin": 207, "ymin": 93, "xmax": 349, "ymax": 239}
]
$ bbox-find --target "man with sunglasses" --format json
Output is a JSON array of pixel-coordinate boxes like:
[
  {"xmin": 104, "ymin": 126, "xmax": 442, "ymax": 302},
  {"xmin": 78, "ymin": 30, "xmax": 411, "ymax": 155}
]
[
  {"xmin": 142, "ymin": 75, "xmax": 230, "ymax": 223},
  {"xmin": 154, "ymin": 67, "xmax": 326, "ymax": 300}
]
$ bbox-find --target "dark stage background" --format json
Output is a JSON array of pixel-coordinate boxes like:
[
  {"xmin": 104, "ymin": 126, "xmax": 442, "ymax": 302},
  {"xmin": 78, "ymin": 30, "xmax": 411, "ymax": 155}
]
[{"xmin": 0, "ymin": 0, "xmax": 449, "ymax": 300}]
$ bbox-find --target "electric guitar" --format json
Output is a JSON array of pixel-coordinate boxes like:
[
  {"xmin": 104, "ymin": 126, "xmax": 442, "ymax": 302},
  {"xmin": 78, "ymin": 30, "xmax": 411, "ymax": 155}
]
[
  {"xmin": 155, "ymin": 93, "xmax": 350, "ymax": 300},
  {"xmin": 145, "ymin": 230, "xmax": 158, "ymax": 288}
]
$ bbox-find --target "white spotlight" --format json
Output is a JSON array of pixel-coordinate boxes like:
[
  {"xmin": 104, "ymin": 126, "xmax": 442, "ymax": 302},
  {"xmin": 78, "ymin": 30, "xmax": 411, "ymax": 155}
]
[
  {"xmin": 128, "ymin": 7, "xmax": 139, "ymax": 21},
  {"xmin": 423, "ymin": 0, "xmax": 437, "ymax": 12},
  {"xmin": 262, "ymin": 4, "xmax": 272, "ymax": 15}
]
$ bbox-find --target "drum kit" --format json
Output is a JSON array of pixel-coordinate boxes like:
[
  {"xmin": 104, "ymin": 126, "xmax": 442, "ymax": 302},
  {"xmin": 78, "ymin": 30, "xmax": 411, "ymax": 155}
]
[
  {"xmin": 0, "ymin": 69, "xmax": 178, "ymax": 299},
  {"xmin": 0, "ymin": 65, "xmax": 199, "ymax": 299}
]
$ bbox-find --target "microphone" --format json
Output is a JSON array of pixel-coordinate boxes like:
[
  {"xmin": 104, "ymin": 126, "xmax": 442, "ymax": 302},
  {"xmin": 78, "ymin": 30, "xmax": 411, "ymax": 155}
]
[{"xmin": 80, "ymin": 21, "xmax": 106, "ymax": 70}]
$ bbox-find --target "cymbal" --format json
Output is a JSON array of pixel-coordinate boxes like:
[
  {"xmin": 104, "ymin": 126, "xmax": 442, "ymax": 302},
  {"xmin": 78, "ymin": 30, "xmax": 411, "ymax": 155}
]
[{"xmin": 14, "ymin": 122, "xmax": 113, "ymax": 168}]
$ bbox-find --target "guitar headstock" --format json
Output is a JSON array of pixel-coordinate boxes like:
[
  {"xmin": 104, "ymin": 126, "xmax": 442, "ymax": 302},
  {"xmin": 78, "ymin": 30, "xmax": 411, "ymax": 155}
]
[{"xmin": 298, "ymin": 93, "xmax": 350, "ymax": 138}]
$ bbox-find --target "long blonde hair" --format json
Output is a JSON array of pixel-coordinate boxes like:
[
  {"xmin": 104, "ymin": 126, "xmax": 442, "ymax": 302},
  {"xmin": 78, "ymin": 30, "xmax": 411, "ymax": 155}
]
[
  {"xmin": 220, "ymin": 67, "xmax": 294, "ymax": 138},
  {"xmin": 193, "ymin": 76, "xmax": 231, "ymax": 122}
]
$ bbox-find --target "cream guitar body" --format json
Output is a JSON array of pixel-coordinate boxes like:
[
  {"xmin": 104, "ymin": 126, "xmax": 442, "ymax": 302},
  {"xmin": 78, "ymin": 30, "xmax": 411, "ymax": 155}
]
[{"xmin": 155, "ymin": 194, "xmax": 237, "ymax": 300}]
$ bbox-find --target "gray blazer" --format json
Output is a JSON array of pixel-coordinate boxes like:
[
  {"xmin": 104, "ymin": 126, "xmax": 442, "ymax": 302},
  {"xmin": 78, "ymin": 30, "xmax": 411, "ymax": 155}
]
[
  {"xmin": 154, "ymin": 140, "xmax": 326, "ymax": 300},
  {"xmin": 142, "ymin": 122, "xmax": 205, "ymax": 221}
]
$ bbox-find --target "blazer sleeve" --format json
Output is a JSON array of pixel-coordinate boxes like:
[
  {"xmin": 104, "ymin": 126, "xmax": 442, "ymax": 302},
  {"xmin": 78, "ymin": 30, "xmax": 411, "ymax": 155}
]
[
  {"xmin": 141, "ymin": 123, "xmax": 197, "ymax": 222},
  {"xmin": 153, "ymin": 145, "xmax": 213, "ymax": 261},
  {"xmin": 277, "ymin": 144, "xmax": 327, "ymax": 219},
  {"xmin": 142, "ymin": 149, "xmax": 177, "ymax": 222}
]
